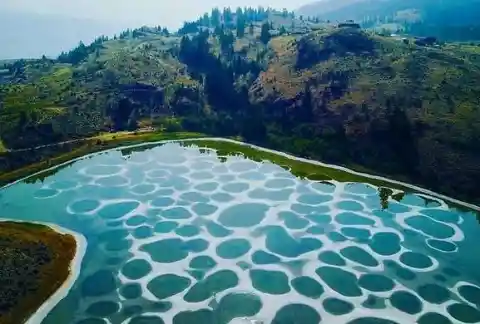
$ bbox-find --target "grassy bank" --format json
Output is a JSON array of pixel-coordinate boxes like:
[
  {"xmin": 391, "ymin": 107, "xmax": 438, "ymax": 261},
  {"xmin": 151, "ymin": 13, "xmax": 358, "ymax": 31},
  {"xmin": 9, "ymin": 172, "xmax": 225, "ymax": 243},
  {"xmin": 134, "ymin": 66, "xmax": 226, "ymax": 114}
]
[
  {"xmin": 1, "ymin": 133, "xmax": 478, "ymax": 214},
  {"xmin": 0, "ymin": 221, "xmax": 76, "ymax": 324},
  {"xmin": 0, "ymin": 139, "xmax": 6, "ymax": 153},
  {"xmin": 1, "ymin": 132, "xmax": 390, "ymax": 190},
  {"xmin": 184, "ymin": 140, "xmax": 480, "ymax": 214},
  {"xmin": 0, "ymin": 131, "xmax": 206, "ymax": 187},
  {"xmin": 185, "ymin": 140, "xmax": 411, "ymax": 192}
]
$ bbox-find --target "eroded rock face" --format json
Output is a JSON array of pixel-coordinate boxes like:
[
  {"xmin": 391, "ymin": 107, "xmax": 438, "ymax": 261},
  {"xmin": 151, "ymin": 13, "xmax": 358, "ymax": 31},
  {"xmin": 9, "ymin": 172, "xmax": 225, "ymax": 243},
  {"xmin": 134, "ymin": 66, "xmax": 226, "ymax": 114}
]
[{"xmin": 247, "ymin": 29, "xmax": 480, "ymax": 204}]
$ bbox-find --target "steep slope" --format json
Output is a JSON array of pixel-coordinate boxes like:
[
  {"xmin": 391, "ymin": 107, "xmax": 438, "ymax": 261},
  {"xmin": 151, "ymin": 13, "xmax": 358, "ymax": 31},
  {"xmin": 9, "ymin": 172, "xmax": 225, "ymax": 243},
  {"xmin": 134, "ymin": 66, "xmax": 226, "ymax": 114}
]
[
  {"xmin": 250, "ymin": 27, "xmax": 480, "ymax": 198},
  {"xmin": 0, "ymin": 29, "xmax": 193, "ymax": 148},
  {"xmin": 1, "ymin": 10, "xmax": 480, "ymax": 203}
]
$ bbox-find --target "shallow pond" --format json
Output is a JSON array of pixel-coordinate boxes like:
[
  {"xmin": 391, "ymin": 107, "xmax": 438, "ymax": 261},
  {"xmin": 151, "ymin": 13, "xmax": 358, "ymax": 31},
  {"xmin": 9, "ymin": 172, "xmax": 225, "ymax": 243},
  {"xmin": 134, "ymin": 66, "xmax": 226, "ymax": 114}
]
[{"xmin": 1, "ymin": 141, "xmax": 480, "ymax": 324}]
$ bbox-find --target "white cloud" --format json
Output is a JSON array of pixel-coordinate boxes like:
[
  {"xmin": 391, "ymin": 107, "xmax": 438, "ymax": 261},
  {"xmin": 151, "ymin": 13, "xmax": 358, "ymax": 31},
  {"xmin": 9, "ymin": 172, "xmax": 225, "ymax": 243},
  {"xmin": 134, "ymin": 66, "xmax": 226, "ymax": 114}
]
[{"xmin": 2, "ymin": 0, "xmax": 314, "ymax": 29}]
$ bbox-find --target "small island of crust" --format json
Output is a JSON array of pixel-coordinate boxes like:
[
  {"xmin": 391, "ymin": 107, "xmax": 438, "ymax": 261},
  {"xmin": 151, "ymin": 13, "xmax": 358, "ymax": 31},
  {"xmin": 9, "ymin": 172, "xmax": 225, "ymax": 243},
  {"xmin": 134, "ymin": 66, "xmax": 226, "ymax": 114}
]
[{"xmin": 0, "ymin": 221, "xmax": 76, "ymax": 324}]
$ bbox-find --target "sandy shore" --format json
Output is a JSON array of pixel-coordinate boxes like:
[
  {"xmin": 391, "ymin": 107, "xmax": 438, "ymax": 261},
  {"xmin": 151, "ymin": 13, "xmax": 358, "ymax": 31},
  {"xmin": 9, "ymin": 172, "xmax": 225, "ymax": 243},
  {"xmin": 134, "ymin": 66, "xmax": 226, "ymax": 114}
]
[{"xmin": 26, "ymin": 222, "xmax": 87, "ymax": 324}]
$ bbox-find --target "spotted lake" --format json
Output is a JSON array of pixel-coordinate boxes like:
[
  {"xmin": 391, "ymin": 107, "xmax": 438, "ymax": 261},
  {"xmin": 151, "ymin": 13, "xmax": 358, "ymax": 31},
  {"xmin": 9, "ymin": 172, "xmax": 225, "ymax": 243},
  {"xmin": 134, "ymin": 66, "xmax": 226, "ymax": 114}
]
[{"xmin": 1, "ymin": 140, "xmax": 480, "ymax": 324}]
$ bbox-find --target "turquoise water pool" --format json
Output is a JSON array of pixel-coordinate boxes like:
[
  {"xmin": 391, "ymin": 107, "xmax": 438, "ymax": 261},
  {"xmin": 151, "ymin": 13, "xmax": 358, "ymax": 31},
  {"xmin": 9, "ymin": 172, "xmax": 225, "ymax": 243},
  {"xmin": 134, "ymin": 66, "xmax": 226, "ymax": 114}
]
[{"xmin": 1, "ymin": 141, "xmax": 480, "ymax": 324}]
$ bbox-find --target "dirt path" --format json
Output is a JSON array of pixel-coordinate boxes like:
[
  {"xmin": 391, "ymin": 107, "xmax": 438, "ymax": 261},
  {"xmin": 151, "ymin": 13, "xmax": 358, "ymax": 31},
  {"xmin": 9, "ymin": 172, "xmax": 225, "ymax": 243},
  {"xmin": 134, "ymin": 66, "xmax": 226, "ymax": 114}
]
[{"xmin": 4, "ymin": 128, "xmax": 156, "ymax": 153}]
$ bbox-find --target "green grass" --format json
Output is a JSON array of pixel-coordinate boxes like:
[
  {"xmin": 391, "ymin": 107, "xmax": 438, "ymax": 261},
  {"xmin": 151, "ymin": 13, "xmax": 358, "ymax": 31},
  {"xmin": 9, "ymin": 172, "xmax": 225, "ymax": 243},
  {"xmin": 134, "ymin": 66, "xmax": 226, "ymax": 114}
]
[
  {"xmin": 1, "ymin": 133, "xmax": 477, "ymax": 216},
  {"xmin": 93, "ymin": 131, "xmax": 206, "ymax": 143},
  {"xmin": 0, "ymin": 133, "xmax": 403, "ymax": 193},
  {"xmin": 0, "ymin": 131, "xmax": 412, "ymax": 211},
  {"xmin": 0, "ymin": 139, "xmax": 6, "ymax": 153},
  {"xmin": 184, "ymin": 140, "xmax": 479, "ymax": 214},
  {"xmin": 0, "ymin": 131, "xmax": 207, "ymax": 187},
  {"xmin": 1, "ymin": 130, "xmax": 394, "ymax": 189},
  {"xmin": 184, "ymin": 140, "xmax": 408, "ymax": 188}
]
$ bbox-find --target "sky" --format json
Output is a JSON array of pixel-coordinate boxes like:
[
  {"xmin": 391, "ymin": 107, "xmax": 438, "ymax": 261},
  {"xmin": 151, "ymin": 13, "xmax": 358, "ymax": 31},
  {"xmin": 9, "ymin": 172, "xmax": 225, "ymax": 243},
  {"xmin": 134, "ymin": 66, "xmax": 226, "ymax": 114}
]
[
  {"xmin": 2, "ymin": 0, "xmax": 315, "ymax": 29},
  {"xmin": 0, "ymin": 0, "xmax": 317, "ymax": 59}
]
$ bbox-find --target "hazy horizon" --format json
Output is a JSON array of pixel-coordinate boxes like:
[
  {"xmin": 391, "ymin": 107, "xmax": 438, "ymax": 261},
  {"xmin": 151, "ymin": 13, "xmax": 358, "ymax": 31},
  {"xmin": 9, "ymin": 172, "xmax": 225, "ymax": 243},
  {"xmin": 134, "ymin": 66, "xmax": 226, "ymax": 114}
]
[
  {"xmin": 0, "ymin": 0, "xmax": 316, "ymax": 59},
  {"xmin": 1, "ymin": 0, "xmax": 315, "ymax": 30}
]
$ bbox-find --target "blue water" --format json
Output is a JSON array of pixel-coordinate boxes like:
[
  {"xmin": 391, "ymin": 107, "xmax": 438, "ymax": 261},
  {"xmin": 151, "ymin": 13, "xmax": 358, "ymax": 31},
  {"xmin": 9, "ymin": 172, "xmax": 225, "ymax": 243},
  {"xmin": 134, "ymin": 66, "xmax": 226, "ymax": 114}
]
[{"xmin": 1, "ymin": 142, "xmax": 479, "ymax": 324}]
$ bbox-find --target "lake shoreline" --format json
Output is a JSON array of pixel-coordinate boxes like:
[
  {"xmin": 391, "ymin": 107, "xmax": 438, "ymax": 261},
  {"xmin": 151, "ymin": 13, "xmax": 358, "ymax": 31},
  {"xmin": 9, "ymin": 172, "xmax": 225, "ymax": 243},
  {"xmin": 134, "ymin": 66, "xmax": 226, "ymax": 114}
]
[
  {"xmin": 1, "ymin": 137, "xmax": 479, "ymax": 213},
  {"xmin": 26, "ymin": 221, "xmax": 87, "ymax": 324},
  {"xmin": 0, "ymin": 220, "xmax": 87, "ymax": 324},
  {"xmin": 1, "ymin": 137, "xmax": 479, "ymax": 323},
  {"xmin": 0, "ymin": 131, "xmax": 206, "ymax": 187}
]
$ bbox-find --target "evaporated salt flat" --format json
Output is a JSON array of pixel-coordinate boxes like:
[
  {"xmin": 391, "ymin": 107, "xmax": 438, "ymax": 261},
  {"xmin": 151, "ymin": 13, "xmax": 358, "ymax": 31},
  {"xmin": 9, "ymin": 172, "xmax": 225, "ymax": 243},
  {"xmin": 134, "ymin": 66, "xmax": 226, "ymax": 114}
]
[{"xmin": 1, "ymin": 142, "xmax": 480, "ymax": 324}]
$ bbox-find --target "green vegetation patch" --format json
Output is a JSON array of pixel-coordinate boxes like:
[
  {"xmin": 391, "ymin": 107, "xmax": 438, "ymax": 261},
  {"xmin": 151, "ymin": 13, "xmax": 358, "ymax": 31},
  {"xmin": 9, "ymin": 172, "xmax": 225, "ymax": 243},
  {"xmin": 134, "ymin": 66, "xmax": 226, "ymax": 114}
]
[
  {"xmin": 0, "ymin": 139, "xmax": 6, "ymax": 153},
  {"xmin": 0, "ymin": 131, "xmax": 206, "ymax": 187},
  {"xmin": 182, "ymin": 140, "xmax": 480, "ymax": 214},
  {"xmin": 184, "ymin": 140, "xmax": 408, "ymax": 189},
  {"xmin": 0, "ymin": 221, "xmax": 76, "ymax": 324}
]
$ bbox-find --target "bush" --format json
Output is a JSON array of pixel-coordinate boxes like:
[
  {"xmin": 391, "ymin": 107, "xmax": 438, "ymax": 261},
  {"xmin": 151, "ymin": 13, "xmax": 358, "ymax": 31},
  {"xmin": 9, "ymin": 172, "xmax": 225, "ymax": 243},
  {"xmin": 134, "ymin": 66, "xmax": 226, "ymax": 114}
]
[{"xmin": 153, "ymin": 117, "xmax": 183, "ymax": 132}]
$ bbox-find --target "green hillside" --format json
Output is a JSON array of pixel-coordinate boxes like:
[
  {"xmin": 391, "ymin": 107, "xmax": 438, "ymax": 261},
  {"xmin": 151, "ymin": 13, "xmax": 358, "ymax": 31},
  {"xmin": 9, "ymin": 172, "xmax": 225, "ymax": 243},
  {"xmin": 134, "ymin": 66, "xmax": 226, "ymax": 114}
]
[{"xmin": 1, "ymin": 7, "xmax": 480, "ymax": 204}]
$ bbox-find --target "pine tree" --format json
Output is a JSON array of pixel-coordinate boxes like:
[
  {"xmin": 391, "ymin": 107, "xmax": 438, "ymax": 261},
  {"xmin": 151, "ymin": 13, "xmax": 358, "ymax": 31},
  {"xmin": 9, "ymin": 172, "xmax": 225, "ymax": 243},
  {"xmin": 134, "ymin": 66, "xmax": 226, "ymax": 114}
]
[
  {"xmin": 211, "ymin": 8, "xmax": 221, "ymax": 27},
  {"xmin": 223, "ymin": 8, "xmax": 233, "ymax": 25},
  {"xmin": 127, "ymin": 109, "xmax": 139, "ymax": 131},
  {"xmin": 201, "ymin": 13, "xmax": 210, "ymax": 27},
  {"xmin": 214, "ymin": 24, "xmax": 224, "ymax": 37},
  {"xmin": 260, "ymin": 22, "xmax": 271, "ymax": 44},
  {"xmin": 236, "ymin": 17, "xmax": 246, "ymax": 38},
  {"xmin": 258, "ymin": 7, "xmax": 266, "ymax": 21},
  {"xmin": 299, "ymin": 83, "xmax": 314, "ymax": 123},
  {"xmin": 249, "ymin": 23, "xmax": 255, "ymax": 36},
  {"xmin": 236, "ymin": 7, "xmax": 244, "ymax": 18},
  {"xmin": 220, "ymin": 31, "xmax": 235, "ymax": 55}
]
